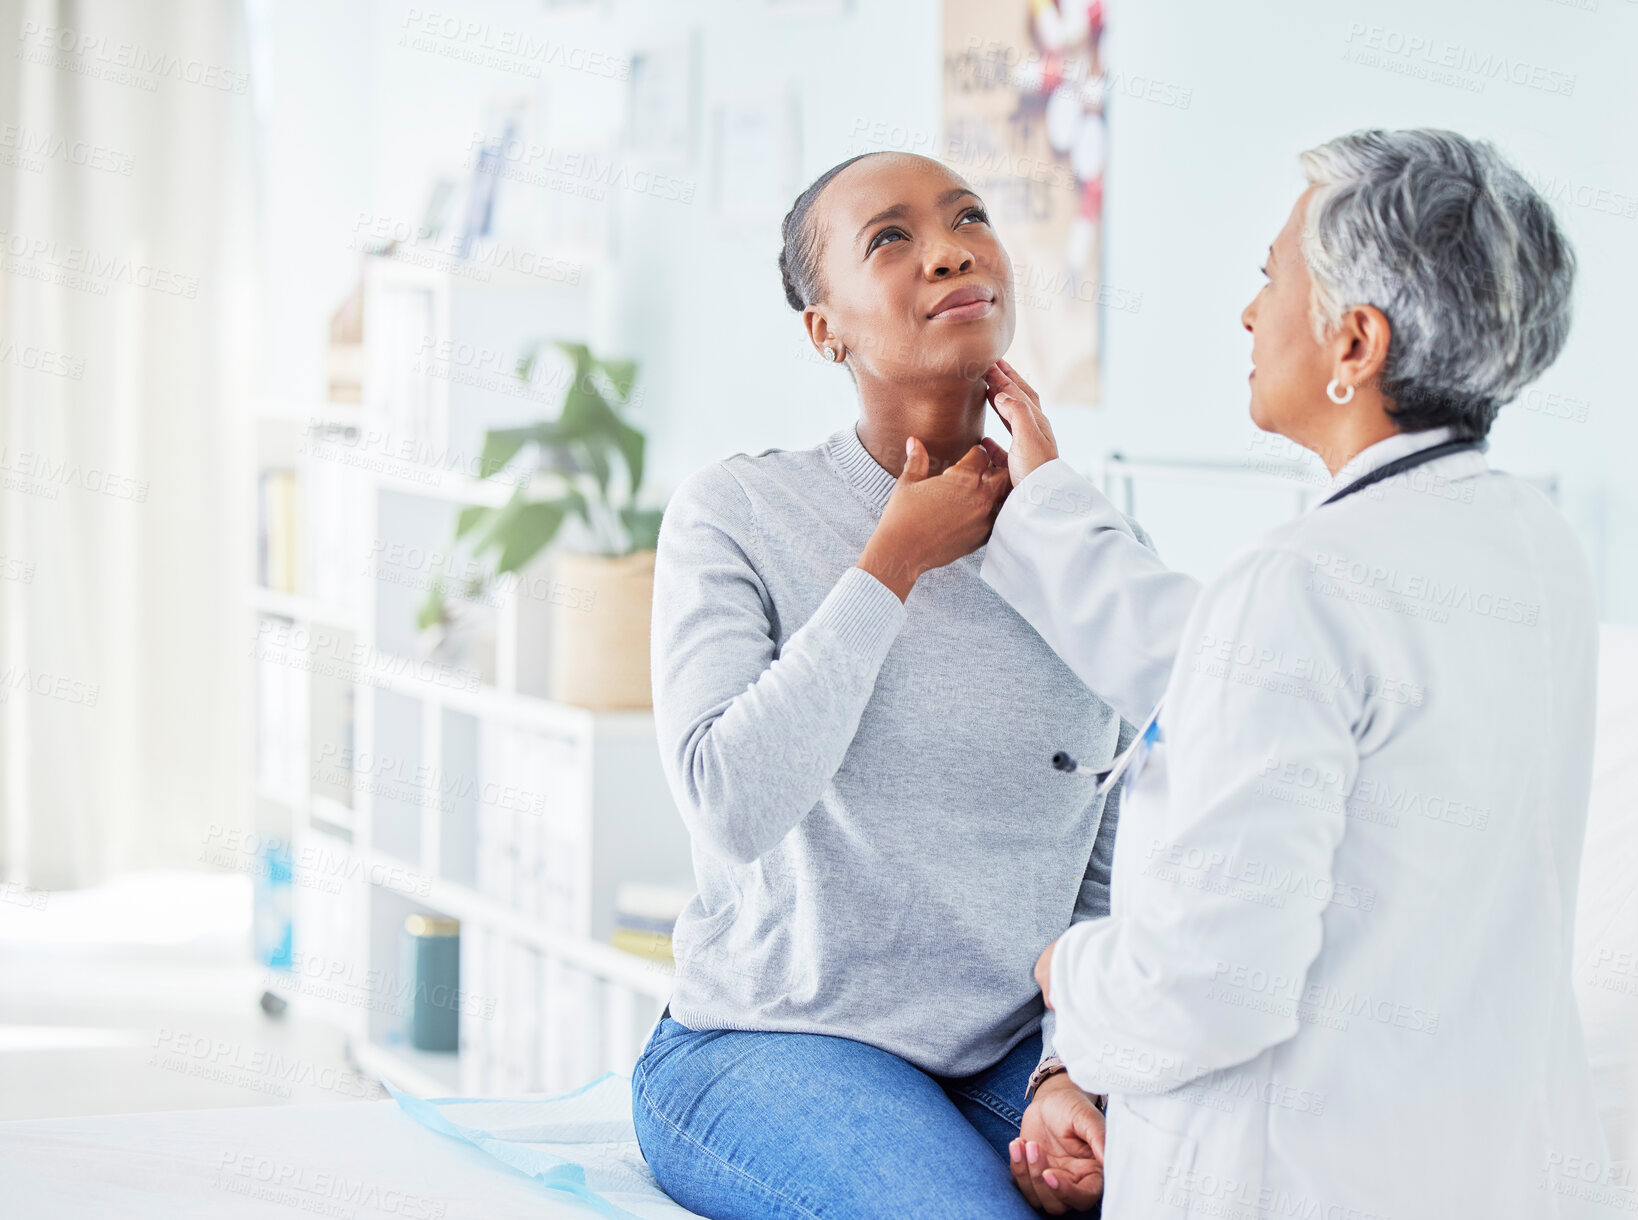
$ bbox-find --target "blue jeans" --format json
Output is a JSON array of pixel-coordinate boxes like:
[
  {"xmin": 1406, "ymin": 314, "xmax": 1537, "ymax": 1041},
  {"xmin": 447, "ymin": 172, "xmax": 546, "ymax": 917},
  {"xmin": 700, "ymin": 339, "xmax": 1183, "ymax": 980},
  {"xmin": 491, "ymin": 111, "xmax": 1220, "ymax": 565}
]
[{"xmin": 632, "ymin": 1005, "xmax": 1096, "ymax": 1219}]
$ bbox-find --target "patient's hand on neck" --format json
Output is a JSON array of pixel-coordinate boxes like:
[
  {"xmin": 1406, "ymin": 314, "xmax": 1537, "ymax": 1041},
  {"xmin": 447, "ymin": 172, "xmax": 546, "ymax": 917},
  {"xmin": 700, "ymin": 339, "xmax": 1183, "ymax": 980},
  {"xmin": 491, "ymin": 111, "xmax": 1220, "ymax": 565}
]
[{"xmin": 855, "ymin": 374, "xmax": 993, "ymax": 479}]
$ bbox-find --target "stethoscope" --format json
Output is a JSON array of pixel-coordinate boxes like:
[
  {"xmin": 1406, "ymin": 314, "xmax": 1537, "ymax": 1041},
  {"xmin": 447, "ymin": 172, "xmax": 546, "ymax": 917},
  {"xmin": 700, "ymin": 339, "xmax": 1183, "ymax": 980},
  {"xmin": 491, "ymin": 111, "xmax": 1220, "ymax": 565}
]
[
  {"xmin": 1050, "ymin": 437, "xmax": 1483, "ymax": 784},
  {"xmin": 1052, "ymin": 698, "xmax": 1164, "ymax": 796}
]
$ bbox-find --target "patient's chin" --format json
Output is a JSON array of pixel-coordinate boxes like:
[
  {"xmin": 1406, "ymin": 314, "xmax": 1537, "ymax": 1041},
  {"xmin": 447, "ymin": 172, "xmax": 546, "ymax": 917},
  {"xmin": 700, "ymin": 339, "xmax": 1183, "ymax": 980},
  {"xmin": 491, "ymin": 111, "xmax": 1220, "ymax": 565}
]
[
  {"xmin": 888, "ymin": 319, "xmax": 1010, "ymax": 384},
  {"xmin": 945, "ymin": 330, "xmax": 1009, "ymax": 381}
]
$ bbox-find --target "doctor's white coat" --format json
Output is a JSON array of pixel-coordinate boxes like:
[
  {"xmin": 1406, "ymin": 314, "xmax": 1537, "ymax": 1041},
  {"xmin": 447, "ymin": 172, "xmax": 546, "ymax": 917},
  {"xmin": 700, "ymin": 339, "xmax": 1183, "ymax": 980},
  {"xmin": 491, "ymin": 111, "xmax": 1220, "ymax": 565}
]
[{"xmin": 980, "ymin": 430, "xmax": 1613, "ymax": 1219}]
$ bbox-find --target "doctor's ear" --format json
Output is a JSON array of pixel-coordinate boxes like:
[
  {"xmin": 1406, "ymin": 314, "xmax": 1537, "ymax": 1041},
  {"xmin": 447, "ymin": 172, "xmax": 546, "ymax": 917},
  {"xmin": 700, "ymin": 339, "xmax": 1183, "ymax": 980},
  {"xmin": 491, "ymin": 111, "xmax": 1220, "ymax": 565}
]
[{"xmin": 1331, "ymin": 305, "xmax": 1392, "ymax": 399}]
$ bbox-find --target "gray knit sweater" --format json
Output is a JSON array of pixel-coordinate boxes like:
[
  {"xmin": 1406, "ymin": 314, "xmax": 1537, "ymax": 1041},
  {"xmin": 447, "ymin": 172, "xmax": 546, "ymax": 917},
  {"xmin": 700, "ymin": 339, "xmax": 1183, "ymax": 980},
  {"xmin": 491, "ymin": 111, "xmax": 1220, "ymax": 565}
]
[{"xmin": 651, "ymin": 424, "xmax": 1138, "ymax": 1078}]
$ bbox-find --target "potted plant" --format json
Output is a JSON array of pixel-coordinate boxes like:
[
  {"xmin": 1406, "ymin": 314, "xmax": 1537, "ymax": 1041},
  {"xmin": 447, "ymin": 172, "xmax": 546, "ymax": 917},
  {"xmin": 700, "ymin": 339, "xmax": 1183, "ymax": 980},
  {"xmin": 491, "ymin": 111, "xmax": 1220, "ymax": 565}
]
[{"xmin": 417, "ymin": 341, "xmax": 663, "ymax": 709}]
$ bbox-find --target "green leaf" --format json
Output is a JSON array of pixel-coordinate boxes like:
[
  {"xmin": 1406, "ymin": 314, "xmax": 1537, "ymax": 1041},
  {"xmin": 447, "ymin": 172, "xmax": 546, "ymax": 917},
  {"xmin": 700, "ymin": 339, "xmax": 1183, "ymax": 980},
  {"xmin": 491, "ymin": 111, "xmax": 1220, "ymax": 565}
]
[
  {"xmin": 465, "ymin": 494, "xmax": 526, "ymax": 559},
  {"xmin": 611, "ymin": 418, "xmax": 645, "ymax": 497},
  {"xmin": 555, "ymin": 383, "xmax": 644, "ymax": 496},
  {"xmin": 620, "ymin": 506, "xmax": 664, "ymax": 552},
  {"xmin": 596, "ymin": 358, "xmax": 638, "ymax": 402},
  {"xmin": 543, "ymin": 485, "xmax": 606, "ymax": 549},
  {"xmin": 455, "ymin": 504, "xmax": 491, "ymax": 539},
  {"xmin": 479, "ymin": 421, "xmax": 583, "ymax": 479},
  {"xmin": 415, "ymin": 578, "xmax": 447, "ymax": 631},
  {"xmin": 559, "ymin": 485, "xmax": 591, "ymax": 527},
  {"xmin": 554, "ymin": 340, "xmax": 592, "ymax": 375},
  {"xmin": 559, "ymin": 381, "xmax": 614, "ymax": 436},
  {"xmin": 479, "ymin": 427, "xmax": 535, "ymax": 478},
  {"xmin": 580, "ymin": 439, "xmax": 611, "ymax": 498},
  {"xmin": 495, "ymin": 499, "xmax": 569, "ymax": 573}
]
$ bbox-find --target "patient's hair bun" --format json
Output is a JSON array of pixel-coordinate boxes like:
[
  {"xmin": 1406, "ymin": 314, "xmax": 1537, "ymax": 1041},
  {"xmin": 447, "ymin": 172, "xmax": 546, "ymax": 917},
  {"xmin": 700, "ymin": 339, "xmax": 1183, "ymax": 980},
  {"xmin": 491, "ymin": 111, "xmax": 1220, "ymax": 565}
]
[{"xmin": 777, "ymin": 244, "xmax": 805, "ymax": 312}]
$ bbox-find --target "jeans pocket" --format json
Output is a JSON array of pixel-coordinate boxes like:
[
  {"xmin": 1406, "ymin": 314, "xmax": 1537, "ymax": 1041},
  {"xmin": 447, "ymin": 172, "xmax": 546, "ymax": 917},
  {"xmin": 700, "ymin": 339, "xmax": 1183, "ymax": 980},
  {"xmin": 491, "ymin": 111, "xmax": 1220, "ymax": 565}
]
[{"xmin": 947, "ymin": 1081, "xmax": 1025, "ymax": 1129}]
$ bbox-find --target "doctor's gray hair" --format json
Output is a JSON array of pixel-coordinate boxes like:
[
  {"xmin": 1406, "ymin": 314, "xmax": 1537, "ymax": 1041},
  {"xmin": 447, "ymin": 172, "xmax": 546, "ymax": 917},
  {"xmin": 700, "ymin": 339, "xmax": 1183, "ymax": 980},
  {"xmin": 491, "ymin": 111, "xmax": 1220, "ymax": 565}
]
[{"xmin": 1297, "ymin": 129, "xmax": 1575, "ymax": 440}]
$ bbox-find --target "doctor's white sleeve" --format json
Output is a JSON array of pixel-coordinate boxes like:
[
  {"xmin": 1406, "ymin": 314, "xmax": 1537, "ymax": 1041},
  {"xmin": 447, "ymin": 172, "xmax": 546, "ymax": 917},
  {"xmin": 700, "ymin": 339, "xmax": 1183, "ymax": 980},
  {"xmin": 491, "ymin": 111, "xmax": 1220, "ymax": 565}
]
[
  {"xmin": 980, "ymin": 459, "xmax": 1202, "ymax": 725},
  {"xmin": 1048, "ymin": 547, "xmax": 1366, "ymax": 1096}
]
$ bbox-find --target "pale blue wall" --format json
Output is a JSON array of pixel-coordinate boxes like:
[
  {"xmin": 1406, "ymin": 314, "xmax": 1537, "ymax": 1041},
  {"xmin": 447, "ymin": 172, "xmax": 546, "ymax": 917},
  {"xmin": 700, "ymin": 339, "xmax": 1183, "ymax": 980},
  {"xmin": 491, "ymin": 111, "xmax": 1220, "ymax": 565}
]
[
  {"xmin": 261, "ymin": 0, "xmax": 1637, "ymax": 618},
  {"xmin": 1078, "ymin": 0, "xmax": 1637, "ymax": 616}
]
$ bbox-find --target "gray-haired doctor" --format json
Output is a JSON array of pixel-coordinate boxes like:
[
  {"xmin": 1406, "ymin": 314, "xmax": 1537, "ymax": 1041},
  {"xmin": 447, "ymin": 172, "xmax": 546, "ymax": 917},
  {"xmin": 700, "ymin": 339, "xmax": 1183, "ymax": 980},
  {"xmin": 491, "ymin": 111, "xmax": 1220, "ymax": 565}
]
[{"xmin": 982, "ymin": 130, "xmax": 1609, "ymax": 1219}]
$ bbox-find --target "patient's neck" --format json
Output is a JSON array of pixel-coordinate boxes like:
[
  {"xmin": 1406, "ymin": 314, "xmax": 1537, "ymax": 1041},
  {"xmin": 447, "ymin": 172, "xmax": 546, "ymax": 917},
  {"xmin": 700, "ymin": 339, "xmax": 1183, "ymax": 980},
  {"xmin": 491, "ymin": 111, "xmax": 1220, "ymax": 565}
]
[{"xmin": 855, "ymin": 377, "xmax": 990, "ymax": 478}]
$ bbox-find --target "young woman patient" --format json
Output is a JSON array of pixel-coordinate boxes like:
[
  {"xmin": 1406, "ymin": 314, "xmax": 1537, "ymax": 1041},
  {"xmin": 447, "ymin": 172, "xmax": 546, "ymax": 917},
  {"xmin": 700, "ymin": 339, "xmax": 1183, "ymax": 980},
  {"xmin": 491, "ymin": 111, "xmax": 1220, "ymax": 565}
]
[{"xmin": 631, "ymin": 151, "xmax": 1135, "ymax": 1219}]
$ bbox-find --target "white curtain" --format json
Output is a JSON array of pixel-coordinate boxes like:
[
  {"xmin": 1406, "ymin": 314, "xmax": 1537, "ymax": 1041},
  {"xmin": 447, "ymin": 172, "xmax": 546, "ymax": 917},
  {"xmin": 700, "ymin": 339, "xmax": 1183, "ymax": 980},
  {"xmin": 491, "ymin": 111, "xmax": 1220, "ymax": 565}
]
[{"xmin": 0, "ymin": 0, "xmax": 256, "ymax": 889}]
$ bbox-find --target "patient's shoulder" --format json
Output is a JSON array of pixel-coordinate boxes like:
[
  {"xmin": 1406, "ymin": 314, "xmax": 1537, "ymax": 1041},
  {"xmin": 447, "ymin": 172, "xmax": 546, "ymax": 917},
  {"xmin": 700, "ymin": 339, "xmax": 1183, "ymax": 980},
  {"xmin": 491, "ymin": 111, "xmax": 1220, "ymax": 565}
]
[
  {"xmin": 719, "ymin": 438, "xmax": 832, "ymax": 485},
  {"xmin": 665, "ymin": 439, "xmax": 831, "ymax": 536},
  {"xmin": 679, "ymin": 438, "xmax": 834, "ymax": 506}
]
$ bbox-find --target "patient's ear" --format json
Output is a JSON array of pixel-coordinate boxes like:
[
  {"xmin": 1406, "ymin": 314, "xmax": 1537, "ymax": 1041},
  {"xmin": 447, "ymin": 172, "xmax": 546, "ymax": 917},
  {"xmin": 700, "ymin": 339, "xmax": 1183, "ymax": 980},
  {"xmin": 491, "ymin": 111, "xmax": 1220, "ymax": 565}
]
[{"xmin": 804, "ymin": 306, "xmax": 836, "ymax": 356}]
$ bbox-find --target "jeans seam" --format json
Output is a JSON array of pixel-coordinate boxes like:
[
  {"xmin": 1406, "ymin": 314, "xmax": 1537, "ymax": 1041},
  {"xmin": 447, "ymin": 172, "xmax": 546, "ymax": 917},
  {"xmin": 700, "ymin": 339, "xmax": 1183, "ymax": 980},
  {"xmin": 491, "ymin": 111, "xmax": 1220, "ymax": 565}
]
[
  {"xmin": 949, "ymin": 1083, "xmax": 1024, "ymax": 1128},
  {"xmin": 634, "ymin": 1054, "xmax": 826, "ymax": 1220}
]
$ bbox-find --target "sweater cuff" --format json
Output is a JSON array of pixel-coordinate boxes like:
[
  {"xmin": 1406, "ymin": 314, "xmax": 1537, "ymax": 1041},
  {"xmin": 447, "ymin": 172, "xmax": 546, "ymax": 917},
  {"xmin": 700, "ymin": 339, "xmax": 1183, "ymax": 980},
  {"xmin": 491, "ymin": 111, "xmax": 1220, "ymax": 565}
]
[{"xmin": 809, "ymin": 565, "xmax": 910, "ymax": 672}]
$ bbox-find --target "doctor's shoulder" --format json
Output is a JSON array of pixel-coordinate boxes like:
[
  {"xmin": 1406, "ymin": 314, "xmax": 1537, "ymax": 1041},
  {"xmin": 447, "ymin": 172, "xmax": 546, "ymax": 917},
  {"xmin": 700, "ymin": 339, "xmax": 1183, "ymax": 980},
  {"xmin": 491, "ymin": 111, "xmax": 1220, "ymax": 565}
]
[
  {"xmin": 1179, "ymin": 519, "xmax": 1373, "ymax": 653},
  {"xmin": 1172, "ymin": 537, "xmax": 1405, "ymax": 717},
  {"xmin": 1217, "ymin": 490, "xmax": 1431, "ymax": 593},
  {"xmin": 1206, "ymin": 512, "xmax": 1336, "ymax": 590},
  {"xmin": 1486, "ymin": 468, "xmax": 1600, "ymax": 613}
]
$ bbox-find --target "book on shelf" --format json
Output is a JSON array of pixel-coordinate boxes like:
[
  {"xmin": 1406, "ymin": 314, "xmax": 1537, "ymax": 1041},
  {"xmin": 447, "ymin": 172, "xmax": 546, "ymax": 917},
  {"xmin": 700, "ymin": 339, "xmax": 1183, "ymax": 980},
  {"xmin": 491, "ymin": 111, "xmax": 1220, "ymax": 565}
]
[
  {"xmin": 257, "ymin": 468, "xmax": 301, "ymax": 594},
  {"xmin": 611, "ymin": 880, "xmax": 694, "ymax": 964},
  {"xmin": 610, "ymin": 927, "xmax": 674, "ymax": 963},
  {"xmin": 327, "ymin": 276, "xmax": 364, "ymax": 405}
]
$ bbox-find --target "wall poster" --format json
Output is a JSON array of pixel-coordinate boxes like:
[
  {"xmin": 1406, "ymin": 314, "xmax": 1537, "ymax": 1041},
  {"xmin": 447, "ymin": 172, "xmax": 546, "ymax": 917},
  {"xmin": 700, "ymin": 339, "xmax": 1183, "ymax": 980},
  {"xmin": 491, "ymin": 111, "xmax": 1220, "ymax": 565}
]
[{"xmin": 942, "ymin": 0, "xmax": 1107, "ymax": 405}]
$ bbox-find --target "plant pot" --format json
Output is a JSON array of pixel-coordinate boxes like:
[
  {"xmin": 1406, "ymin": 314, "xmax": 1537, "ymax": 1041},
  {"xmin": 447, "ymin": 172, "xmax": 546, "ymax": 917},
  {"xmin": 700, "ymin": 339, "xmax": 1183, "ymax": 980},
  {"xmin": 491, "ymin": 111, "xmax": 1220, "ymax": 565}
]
[{"xmin": 547, "ymin": 549, "xmax": 655, "ymax": 710}]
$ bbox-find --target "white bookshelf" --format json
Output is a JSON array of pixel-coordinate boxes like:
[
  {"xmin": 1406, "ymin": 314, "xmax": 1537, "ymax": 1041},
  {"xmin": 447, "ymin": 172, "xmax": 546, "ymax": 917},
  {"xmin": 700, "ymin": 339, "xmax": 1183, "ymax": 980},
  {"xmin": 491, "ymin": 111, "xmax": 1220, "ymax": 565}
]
[{"xmin": 247, "ymin": 256, "xmax": 690, "ymax": 1099}]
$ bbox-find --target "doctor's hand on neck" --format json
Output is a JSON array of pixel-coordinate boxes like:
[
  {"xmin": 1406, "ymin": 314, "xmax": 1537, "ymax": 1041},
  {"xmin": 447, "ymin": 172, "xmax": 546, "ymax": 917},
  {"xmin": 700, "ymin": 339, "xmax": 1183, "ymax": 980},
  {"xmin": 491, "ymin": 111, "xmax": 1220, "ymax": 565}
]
[{"xmin": 985, "ymin": 359, "xmax": 1061, "ymax": 485}]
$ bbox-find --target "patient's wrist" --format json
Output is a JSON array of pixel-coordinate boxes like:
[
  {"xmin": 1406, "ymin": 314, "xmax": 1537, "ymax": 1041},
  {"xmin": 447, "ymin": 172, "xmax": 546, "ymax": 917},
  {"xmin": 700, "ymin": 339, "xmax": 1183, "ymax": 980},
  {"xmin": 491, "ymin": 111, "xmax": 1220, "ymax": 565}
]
[{"xmin": 856, "ymin": 538, "xmax": 921, "ymax": 602}]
